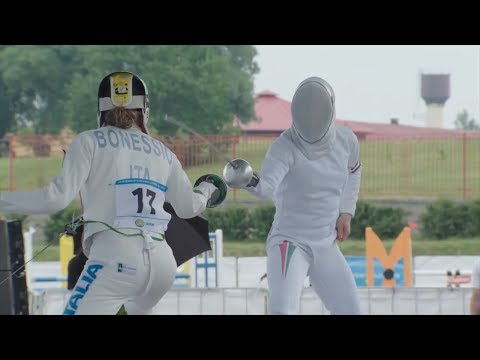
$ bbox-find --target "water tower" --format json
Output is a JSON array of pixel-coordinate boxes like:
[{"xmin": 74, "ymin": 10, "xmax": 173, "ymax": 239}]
[{"xmin": 421, "ymin": 73, "xmax": 450, "ymax": 128}]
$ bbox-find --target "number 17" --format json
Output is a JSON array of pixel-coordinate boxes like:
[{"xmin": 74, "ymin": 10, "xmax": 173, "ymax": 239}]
[{"xmin": 132, "ymin": 188, "xmax": 156, "ymax": 215}]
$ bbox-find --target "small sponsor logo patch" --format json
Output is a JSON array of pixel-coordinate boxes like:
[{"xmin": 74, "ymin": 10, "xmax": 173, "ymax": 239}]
[
  {"xmin": 135, "ymin": 219, "xmax": 145, "ymax": 227},
  {"xmin": 117, "ymin": 262, "xmax": 137, "ymax": 275}
]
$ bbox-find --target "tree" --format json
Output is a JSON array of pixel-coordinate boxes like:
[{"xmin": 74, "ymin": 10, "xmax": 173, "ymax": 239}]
[
  {"xmin": 66, "ymin": 45, "xmax": 259, "ymax": 135},
  {"xmin": 0, "ymin": 45, "xmax": 83, "ymax": 134},
  {"xmin": 455, "ymin": 109, "xmax": 480, "ymax": 130},
  {"xmin": 0, "ymin": 78, "xmax": 14, "ymax": 138},
  {"xmin": 213, "ymin": 45, "xmax": 260, "ymax": 123},
  {"xmin": 0, "ymin": 45, "xmax": 260, "ymax": 136}
]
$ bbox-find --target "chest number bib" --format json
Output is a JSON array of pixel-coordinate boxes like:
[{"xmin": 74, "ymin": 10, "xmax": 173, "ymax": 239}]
[{"xmin": 114, "ymin": 178, "xmax": 170, "ymax": 233}]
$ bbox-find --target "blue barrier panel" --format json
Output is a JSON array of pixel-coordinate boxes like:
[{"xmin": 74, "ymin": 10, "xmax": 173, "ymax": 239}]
[{"xmin": 346, "ymin": 256, "xmax": 405, "ymax": 287}]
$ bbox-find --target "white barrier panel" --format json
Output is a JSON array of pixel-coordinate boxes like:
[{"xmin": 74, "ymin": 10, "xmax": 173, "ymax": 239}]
[
  {"xmin": 29, "ymin": 287, "xmax": 473, "ymax": 315},
  {"xmin": 152, "ymin": 288, "xmax": 267, "ymax": 315},
  {"xmin": 27, "ymin": 256, "xmax": 476, "ymax": 295},
  {"xmin": 192, "ymin": 229, "xmax": 223, "ymax": 288},
  {"xmin": 23, "ymin": 227, "xmax": 36, "ymax": 289}
]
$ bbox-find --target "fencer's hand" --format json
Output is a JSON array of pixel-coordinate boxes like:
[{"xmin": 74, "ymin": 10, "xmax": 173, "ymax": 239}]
[
  {"xmin": 193, "ymin": 174, "xmax": 228, "ymax": 208},
  {"xmin": 246, "ymin": 172, "xmax": 260, "ymax": 188},
  {"xmin": 202, "ymin": 176, "xmax": 221, "ymax": 205},
  {"xmin": 193, "ymin": 181, "xmax": 217, "ymax": 199},
  {"xmin": 208, "ymin": 188, "xmax": 220, "ymax": 207},
  {"xmin": 336, "ymin": 213, "xmax": 352, "ymax": 241}
]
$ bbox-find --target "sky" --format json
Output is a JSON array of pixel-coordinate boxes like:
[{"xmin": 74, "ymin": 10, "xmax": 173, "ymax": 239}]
[{"xmin": 253, "ymin": 45, "xmax": 480, "ymax": 129}]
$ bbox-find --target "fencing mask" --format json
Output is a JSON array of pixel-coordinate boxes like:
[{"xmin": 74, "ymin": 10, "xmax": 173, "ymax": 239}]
[
  {"xmin": 97, "ymin": 71, "xmax": 150, "ymax": 134},
  {"xmin": 291, "ymin": 77, "xmax": 335, "ymax": 144}
]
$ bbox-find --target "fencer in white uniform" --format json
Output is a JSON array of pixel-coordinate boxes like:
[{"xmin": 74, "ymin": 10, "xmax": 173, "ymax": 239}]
[
  {"xmin": 0, "ymin": 72, "xmax": 222, "ymax": 315},
  {"xmin": 245, "ymin": 77, "xmax": 362, "ymax": 315},
  {"xmin": 470, "ymin": 259, "xmax": 480, "ymax": 315}
]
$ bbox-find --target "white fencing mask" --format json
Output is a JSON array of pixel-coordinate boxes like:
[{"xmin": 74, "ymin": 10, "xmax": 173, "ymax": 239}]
[{"xmin": 291, "ymin": 77, "xmax": 335, "ymax": 143}]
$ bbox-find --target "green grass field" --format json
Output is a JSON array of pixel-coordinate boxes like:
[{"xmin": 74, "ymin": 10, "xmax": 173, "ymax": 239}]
[
  {"xmin": 33, "ymin": 237, "xmax": 480, "ymax": 261},
  {"xmin": 219, "ymin": 238, "xmax": 480, "ymax": 257},
  {"xmin": 360, "ymin": 138, "xmax": 480, "ymax": 199},
  {"xmin": 2, "ymin": 137, "xmax": 479, "ymax": 200}
]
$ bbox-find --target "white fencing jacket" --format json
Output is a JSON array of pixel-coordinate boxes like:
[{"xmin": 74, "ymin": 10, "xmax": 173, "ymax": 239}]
[{"xmin": 247, "ymin": 125, "xmax": 361, "ymax": 243}]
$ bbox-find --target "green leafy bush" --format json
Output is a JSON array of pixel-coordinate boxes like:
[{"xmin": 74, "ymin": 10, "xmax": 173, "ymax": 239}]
[
  {"xmin": 249, "ymin": 203, "xmax": 276, "ymax": 240},
  {"xmin": 467, "ymin": 200, "xmax": 480, "ymax": 237},
  {"xmin": 350, "ymin": 201, "xmax": 407, "ymax": 240},
  {"xmin": 42, "ymin": 204, "xmax": 82, "ymax": 244},
  {"xmin": 206, "ymin": 201, "xmax": 407, "ymax": 242},
  {"xmin": 349, "ymin": 201, "xmax": 376, "ymax": 239},
  {"xmin": 420, "ymin": 199, "xmax": 471, "ymax": 239},
  {"xmin": 204, "ymin": 205, "xmax": 251, "ymax": 241}
]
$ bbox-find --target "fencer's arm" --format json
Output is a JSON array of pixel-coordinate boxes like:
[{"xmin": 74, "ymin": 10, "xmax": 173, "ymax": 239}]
[
  {"xmin": 0, "ymin": 134, "xmax": 93, "ymax": 214},
  {"xmin": 470, "ymin": 261, "xmax": 480, "ymax": 315},
  {"xmin": 470, "ymin": 289, "xmax": 480, "ymax": 315},
  {"xmin": 165, "ymin": 157, "xmax": 216, "ymax": 219},
  {"xmin": 339, "ymin": 132, "xmax": 361, "ymax": 216},
  {"xmin": 246, "ymin": 139, "xmax": 293, "ymax": 200}
]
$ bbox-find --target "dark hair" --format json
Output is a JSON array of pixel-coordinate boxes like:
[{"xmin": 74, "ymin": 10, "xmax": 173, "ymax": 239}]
[{"xmin": 102, "ymin": 107, "xmax": 142, "ymax": 129}]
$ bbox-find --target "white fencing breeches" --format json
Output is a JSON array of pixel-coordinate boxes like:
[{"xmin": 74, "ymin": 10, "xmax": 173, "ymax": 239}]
[
  {"xmin": 63, "ymin": 230, "xmax": 177, "ymax": 315},
  {"xmin": 267, "ymin": 238, "xmax": 361, "ymax": 315}
]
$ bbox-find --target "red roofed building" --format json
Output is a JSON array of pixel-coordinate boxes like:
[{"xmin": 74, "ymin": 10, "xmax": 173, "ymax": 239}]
[
  {"xmin": 236, "ymin": 90, "xmax": 477, "ymax": 140},
  {"xmin": 237, "ymin": 90, "xmax": 292, "ymax": 135}
]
